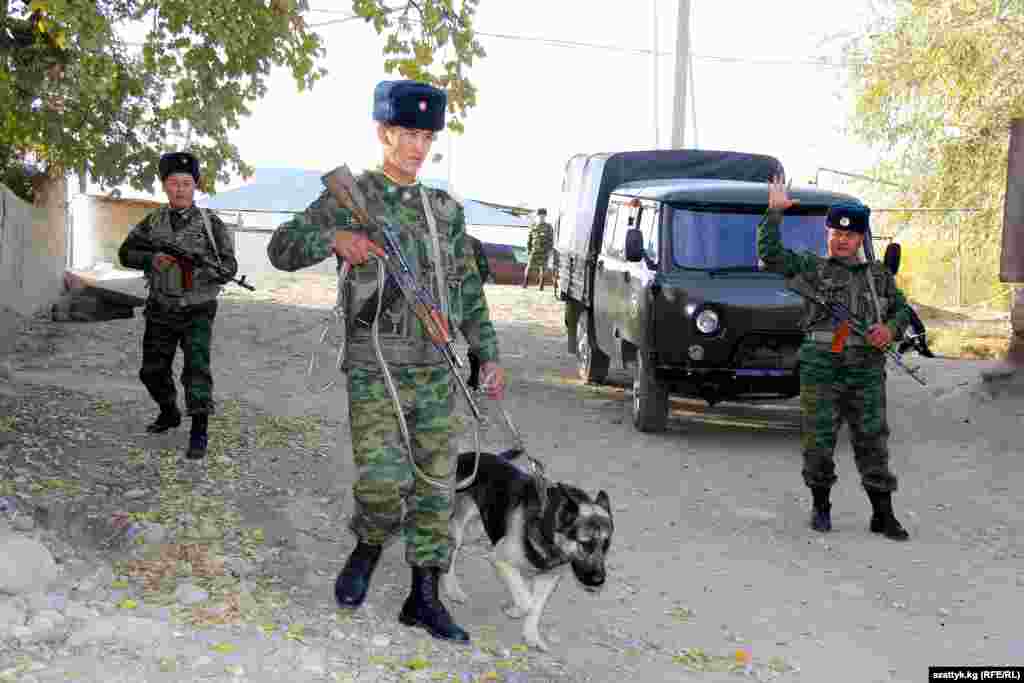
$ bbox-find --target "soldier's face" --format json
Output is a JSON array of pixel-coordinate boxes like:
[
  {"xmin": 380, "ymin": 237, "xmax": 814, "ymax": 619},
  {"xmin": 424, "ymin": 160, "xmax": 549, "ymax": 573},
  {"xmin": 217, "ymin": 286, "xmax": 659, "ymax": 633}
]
[
  {"xmin": 379, "ymin": 124, "xmax": 436, "ymax": 180},
  {"xmin": 827, "ymin": 228, "xmax": 863, "ymax": 260},
  {"xmin": 163, "ymin": 173, "xmax": 196, "ymax": 209}
]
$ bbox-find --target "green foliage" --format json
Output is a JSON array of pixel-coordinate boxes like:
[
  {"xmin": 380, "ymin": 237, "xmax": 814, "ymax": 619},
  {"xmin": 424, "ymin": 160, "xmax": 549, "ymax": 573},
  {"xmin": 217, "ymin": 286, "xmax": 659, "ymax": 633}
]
[
  {"xmin": 845, "ymin": 0, "xmax": 1023, "ymax": 308},
  {"xmin": 0, "ymin": 0, "xmax": 485, "ymax": 195},
  {"xmin": 0, "ymin": 145, "xmax": 36, "ymax": 202}
]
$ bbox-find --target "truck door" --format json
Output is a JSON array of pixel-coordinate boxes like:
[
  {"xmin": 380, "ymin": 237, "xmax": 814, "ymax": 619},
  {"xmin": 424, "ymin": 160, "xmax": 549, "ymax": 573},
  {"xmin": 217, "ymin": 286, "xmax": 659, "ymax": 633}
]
[
  {"xmin": 622, "ymin": 202, "xmax": 659, "ymax": 345},
  {"xmin": 594, "ymin": 198, "xmax": 634, "ymax": 363}
]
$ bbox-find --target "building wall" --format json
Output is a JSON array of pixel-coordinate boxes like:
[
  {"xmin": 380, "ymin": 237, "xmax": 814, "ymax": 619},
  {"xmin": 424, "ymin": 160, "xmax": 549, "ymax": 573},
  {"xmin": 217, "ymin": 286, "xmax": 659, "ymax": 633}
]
[
  {"xmin": 72, "ymin": 195, "xmax": 163, "ymax": 269},
  {"xmin": 0, "ymin": 180, "xmax": 68, "ymax": 353}
]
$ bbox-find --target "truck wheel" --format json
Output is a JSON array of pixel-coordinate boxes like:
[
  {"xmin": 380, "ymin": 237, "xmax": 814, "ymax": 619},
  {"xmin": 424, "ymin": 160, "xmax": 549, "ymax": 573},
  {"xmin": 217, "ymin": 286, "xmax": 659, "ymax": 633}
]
[
  {"xmin": 577, "ymin": 310, "xmax": 609, "ymax": 384},
  {"xmin": 632, "ymin": 350, "xmax": 668, "ymax": 432}
]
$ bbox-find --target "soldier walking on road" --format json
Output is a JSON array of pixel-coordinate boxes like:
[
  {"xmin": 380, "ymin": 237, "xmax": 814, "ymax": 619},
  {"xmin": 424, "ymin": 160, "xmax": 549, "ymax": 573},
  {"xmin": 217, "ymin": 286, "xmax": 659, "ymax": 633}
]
[
  {"xmin": 117, "ymin": 152, "xmax": 238, "ymax": 460},
  {"xmin": 757, "ymin": 175, "xmax": 911, "ymax": 541},
  {"xmin": 522, "ymin": 207, "xmax": 553, "ymax": 290},
  {"xmin": 266, "ymin": 80, "xmax": 506, "ymax": 644}
]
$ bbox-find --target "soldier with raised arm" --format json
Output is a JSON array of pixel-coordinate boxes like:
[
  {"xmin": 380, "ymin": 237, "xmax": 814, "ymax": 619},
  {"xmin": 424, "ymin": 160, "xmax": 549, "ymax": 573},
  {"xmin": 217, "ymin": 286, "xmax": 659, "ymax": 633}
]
[{"xmin": 757, "ymin": 175, "xmax": 912, "ymax": 541}]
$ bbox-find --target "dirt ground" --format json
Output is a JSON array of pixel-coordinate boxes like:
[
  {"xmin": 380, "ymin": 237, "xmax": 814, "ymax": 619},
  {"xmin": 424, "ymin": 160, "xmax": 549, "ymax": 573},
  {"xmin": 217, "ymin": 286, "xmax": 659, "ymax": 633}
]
[{"xmin": 2, "ymin": 272, "xmax": 1023, "ymax": 683}]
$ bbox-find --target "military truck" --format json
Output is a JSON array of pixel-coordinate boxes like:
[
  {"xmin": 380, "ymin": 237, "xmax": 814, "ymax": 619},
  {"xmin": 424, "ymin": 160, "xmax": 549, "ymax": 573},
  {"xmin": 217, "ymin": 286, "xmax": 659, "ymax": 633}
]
[{"xmin": 553, "ymin": 149, "xmax": 889, "ymax": 432}]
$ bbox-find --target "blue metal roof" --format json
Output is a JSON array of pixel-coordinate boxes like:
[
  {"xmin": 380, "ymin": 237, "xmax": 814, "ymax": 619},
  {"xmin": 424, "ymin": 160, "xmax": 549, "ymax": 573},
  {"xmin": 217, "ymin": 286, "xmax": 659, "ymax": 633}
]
[{"xmin": 198, "ymin": 167, "xmax": 530, "ymax": 227}]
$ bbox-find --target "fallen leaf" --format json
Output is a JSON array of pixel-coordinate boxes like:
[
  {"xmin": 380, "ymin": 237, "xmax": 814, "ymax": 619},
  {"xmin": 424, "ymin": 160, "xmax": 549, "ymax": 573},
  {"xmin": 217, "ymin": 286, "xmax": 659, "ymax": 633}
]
[
  {"xmin": 117, "ymin": 599, "xmax": 138, "ymax": 610},
  {"xmin": 405, "ymin": 656, "xmax": 430, "ymax": 670},
  {"xmin": 210, "ymin": 642, "xmax": 236, "ymax": 654}
]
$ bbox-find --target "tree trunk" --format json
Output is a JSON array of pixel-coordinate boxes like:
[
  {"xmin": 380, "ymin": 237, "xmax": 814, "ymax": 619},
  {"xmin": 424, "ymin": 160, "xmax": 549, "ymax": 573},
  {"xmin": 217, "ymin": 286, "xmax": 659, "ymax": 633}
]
[{"xmin": 31, "ymin": 171, "xmax": 69, "ymax": 270}]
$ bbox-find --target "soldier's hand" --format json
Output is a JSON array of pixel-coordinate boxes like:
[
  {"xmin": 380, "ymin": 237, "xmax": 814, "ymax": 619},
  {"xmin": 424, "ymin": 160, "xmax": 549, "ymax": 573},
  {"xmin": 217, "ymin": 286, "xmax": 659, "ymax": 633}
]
[
  {"xmin": 152, "ymin": 253, "xmax": 177, "ymax": 272},
  {"xmin": 480, "ymin": 362, "xmax": 506, "ymax": 401},
  {"xmin": 333, "ymin": 230, "xmax": 386, "ymax": 265},
  {"xmin": 866, "ymin": 323, "xmax": 893, "ymax": 349},
  {"xmin": 768, "ymin": 174, "xmax": 800, "ymax": 212}
]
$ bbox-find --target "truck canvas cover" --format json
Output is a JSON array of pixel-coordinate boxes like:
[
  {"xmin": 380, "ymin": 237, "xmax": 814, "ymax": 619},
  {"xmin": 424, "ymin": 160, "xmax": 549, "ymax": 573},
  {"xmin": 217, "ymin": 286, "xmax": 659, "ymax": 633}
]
[{"xmin": 559, "ymin": 149, "xmax": 785, "ymax": 257}]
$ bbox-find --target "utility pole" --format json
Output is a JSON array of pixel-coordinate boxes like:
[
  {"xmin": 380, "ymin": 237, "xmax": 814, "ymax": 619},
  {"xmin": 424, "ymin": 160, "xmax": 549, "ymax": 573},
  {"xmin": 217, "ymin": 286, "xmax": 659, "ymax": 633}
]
[
  {"xmin": 689, "ymin": 51, "xmax": 697, "ymax": 148},
  {"xmin": 653, "ymin": 0, "xmax": 660, "ymax": 149},
  {"xmin": 670, "ymin": 0, "xmax": 691, "ymax": 149}
]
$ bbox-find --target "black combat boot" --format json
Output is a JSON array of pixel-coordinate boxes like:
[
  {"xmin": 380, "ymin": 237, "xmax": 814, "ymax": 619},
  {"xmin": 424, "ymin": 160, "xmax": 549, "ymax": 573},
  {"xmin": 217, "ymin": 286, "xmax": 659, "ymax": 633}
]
[
  {"xmin": 867, "ymin": 489, "xmax": 909, "ymax": 541},
  {"xmin": 810, "ymin": 487, "xmax": 832, "ymax": 533},
  {"xmin": 186, "ymin": 414, "xmax": 208, "ymax": 460},
  {"xmin": 398, "ymin": 566, "xmax": 470, "ymax": 644},
  {"xmin": 334, "ymin": 542, "xmax": 383, "ymax": 608},
  {"xmin": 146, "ymin": 403, "xmax": 182, "ymax": 433}
]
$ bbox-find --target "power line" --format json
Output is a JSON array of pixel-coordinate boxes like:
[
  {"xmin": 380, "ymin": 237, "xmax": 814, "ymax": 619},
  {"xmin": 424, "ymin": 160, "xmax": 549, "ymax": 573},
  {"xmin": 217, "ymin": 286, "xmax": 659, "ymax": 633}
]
[{"xmin": 302, "ymin": 14, "xmax": 861, "ymax": 68}]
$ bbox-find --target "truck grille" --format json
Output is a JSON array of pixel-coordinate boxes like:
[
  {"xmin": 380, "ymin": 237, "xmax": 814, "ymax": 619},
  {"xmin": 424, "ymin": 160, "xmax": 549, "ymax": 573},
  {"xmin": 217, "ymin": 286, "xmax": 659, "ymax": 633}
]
[{"xmin": 730, "ymin": 333, "xmax": 803, "ymax": 370}]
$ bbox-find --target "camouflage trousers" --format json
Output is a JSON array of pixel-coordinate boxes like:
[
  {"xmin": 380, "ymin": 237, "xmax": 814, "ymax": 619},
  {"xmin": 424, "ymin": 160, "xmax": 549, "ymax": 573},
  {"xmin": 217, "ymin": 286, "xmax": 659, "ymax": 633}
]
[
  {"xmin": 139, "ymin": 299, "xmax": 217, "ymax": 416},
  {"xmin": 522, "ymin": 250, "xmax": 551, "ymax": 287},
  {"xmin": 345, "ymin": 364, "xmax": 457, "ymax": 570},
  {"xmin": 798, "ymin": 344, "xmax": 898, "ymax": 493}
]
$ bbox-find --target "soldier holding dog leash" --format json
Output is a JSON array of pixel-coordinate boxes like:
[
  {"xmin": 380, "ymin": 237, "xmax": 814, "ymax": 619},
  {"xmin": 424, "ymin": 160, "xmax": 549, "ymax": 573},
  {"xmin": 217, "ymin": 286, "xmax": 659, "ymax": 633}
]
[{"xmin": 267, "ymin": 80, "xmax": 505, "ymax": 644}]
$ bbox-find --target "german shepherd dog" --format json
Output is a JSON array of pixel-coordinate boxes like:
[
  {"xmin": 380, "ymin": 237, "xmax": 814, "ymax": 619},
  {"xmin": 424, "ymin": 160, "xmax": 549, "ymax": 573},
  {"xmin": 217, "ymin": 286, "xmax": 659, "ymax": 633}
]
[{"xmin": 442, "ymin": 450, "xmax": 614, "ymax": 651}]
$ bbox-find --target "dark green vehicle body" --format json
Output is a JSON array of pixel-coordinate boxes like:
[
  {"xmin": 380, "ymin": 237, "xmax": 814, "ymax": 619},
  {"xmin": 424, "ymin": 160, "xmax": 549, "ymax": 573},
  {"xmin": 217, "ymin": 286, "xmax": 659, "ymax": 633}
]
[{"xmin": 553, "ymin": 149, "xmax": 874, "ymax": 432}]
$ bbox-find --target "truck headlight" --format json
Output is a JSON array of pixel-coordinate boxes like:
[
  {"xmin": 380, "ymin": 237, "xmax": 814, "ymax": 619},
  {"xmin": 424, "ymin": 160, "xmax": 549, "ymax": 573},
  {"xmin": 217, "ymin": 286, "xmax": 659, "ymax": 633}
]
[{"xmin": 695, "ymin": 308, "xmax": 720, "ymax": 335}]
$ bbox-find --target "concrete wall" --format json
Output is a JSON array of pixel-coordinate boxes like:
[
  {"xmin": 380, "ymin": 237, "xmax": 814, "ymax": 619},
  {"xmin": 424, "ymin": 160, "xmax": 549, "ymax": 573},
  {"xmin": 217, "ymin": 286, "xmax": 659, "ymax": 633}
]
[
  {"xmin": 71, "ymin": 194, "xmax": 162, "ymax": 269},
  {"xmin": 0, "ymin": 179, "xmax": 68, "ymax": 353},
  {"xmin": 232, "ymin": 228, "xmax": 336, "ymax": 276}
]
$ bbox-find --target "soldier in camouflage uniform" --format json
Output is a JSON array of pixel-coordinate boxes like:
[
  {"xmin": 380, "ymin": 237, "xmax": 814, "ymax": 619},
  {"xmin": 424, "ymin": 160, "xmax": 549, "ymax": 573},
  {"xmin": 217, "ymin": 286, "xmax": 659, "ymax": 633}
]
[
  {"xmin": 118, "ymin": 151, "xmax": 238, "ymax": 460},
  {"xmin": 464, "ymin": 234, "xmax": 491, "ymax": 390},
  {"xmin": 757, "ymin": 175, "xmax": 911, "ymax": 541},
  {"xmin": 521, "ymin": 207, "xmax": 554, "ymax": 289},
  {"xmin": 266, "ymin": 80, "xmax": 505, "ymax": 644}
]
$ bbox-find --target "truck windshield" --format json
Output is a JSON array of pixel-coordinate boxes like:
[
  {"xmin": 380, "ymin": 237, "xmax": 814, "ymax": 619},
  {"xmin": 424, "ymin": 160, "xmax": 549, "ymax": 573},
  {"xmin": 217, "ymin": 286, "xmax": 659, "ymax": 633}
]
[{"xmin": 669, "ymin": 208, "xmax": 828, "ymax": 269}]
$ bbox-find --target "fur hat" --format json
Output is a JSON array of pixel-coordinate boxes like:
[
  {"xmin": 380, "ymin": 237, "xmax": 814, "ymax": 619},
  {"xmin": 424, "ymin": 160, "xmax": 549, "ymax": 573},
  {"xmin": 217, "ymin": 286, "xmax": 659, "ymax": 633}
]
[
  {"xmin": 158, "ymin": 152, "xmax": 200, "ymax": 183},
  {"xmin": 373, "ymin": 80, "xmax": 447, "ymax": 132},
  {"xmin": 826, "ymin": 201, "xmax": 870, "ymax": 234}
]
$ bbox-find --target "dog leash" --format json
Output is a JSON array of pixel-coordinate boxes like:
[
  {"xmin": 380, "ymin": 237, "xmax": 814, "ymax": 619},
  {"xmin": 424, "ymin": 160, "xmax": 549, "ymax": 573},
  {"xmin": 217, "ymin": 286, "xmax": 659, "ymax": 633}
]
[{"xmin": 306, "ymin": 256, "xmax": 484, "ymax": 492}]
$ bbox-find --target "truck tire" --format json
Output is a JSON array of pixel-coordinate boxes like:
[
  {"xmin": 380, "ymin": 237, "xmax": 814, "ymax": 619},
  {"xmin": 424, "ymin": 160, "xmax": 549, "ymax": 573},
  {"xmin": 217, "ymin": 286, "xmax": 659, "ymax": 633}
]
[
  {"xmin": 632, "ymin": 350, "xmax": 669, "ymax": 432},
  {"xmin": 577, "ymin": 310, "xmax": 609, "ymax": 384}
]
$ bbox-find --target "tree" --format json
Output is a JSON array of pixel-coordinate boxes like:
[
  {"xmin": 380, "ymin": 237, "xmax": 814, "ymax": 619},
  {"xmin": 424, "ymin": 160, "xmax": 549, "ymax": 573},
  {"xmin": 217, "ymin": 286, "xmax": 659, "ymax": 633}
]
[
  {"xmin": 0, "ymin": 0, "xmax": 484, "ymax": 200},
  {"xmin": 844, "ymin": 0, "xmax": 1024, "ymax": 308}
]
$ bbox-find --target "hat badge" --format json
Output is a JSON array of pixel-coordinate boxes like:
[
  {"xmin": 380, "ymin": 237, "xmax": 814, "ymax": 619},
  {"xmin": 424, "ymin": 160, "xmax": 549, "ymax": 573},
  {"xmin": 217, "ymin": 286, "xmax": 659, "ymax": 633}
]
[
  {"xmin": 419, "ymin": 100, "xmax": 427, "ymax": 111},
  {"xmin": 840, "ymin": 217, "xmax": 850, "ymax": 227}
]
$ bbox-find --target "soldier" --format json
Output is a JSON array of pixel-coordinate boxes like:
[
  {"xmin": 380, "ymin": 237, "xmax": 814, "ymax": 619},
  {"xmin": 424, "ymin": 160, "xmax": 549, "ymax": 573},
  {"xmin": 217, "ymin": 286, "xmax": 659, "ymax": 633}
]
[
  {"xmin": 266, "ymin": 80, "xmax": 505, "ymax": 644},
  {"xmin": 117, "ymin": 151, "xmax": 238, "ymax": 460},
  {"xmin": 757, "ymin": 175, "xmax": 911, "ymax": 541},
  {"xmin": 522, "ymin": 207, "xmax": 554, "ymax": 290},
  {"xmin": 465, "ymin": 234, "xmax": 491, "ymax": 390}
]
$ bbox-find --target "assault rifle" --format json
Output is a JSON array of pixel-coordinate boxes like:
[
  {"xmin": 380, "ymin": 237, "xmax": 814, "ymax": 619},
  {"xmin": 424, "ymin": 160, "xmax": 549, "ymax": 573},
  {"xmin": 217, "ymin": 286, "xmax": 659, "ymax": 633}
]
[
  {"xmin": 321, "ymin": 165, "xmax": 483, "ymax": 422},
  {"xmin": 788, "ymin": 279, "xmax": 928, "ymax": 387},
  {"xmin": 136, "ymin": 236, "xmax": 255, "ymax": 291}
]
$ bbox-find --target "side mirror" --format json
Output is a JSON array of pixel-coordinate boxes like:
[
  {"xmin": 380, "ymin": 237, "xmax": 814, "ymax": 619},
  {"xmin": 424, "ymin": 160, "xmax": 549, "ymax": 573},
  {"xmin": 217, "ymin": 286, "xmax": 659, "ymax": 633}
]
[
  {"xmin": 624, "ymin": 228, "xmax": 644, "ymax": 262},
  {"xmin": 884, "ymin": 243, "xmax": 901, "ymax": 275}
]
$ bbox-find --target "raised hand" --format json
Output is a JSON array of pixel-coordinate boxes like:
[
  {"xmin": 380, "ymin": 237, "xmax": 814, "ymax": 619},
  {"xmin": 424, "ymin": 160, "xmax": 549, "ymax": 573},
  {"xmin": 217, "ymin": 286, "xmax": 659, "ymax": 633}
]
[{"xmin": 768, "ymin": 174, "xmax": 800, "ymax": 212}]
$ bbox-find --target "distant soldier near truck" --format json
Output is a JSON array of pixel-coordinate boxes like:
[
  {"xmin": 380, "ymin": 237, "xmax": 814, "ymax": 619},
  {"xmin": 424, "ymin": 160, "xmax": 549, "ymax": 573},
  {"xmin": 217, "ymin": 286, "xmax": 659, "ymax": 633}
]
[{"xmin": 522, "ymin": 208, "xmax": 554, "ymax": 290}]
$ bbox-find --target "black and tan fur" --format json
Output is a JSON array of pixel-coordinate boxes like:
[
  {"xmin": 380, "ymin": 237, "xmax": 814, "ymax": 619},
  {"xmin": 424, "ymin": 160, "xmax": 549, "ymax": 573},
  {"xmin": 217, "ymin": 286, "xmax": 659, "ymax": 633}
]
[{"xmin": 442, "ymin": 451, "xmax": 614, "ymax": 652}]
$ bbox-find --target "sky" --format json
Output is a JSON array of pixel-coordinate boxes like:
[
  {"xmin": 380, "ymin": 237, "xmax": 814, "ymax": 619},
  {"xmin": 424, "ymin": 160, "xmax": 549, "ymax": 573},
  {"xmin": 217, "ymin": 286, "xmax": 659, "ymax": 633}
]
[{"xmin": 89, "ymin": 0, "xmax": 889, "ymax": 213}]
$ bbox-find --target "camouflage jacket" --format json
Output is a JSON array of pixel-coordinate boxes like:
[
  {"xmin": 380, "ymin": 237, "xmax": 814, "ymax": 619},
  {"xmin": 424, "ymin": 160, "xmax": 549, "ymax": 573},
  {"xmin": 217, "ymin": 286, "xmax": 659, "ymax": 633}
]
[
  {"xmin": 757, "ymin": 208, "xmax": 913, "ymax": 342},
  {"xmin": 466, "ymin": 234, "xmax": 491, "ymax": 284},
  {"xmin": 526, "ymin": 220, "xmax": 554, "ymax": 255},
  {"xmin": 266, "ymin": 169, "xmax": 499, "ymax": 368},
  {"xmin": 118, "ymin": 206, "xmax": 238, "ymax": 309}
]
